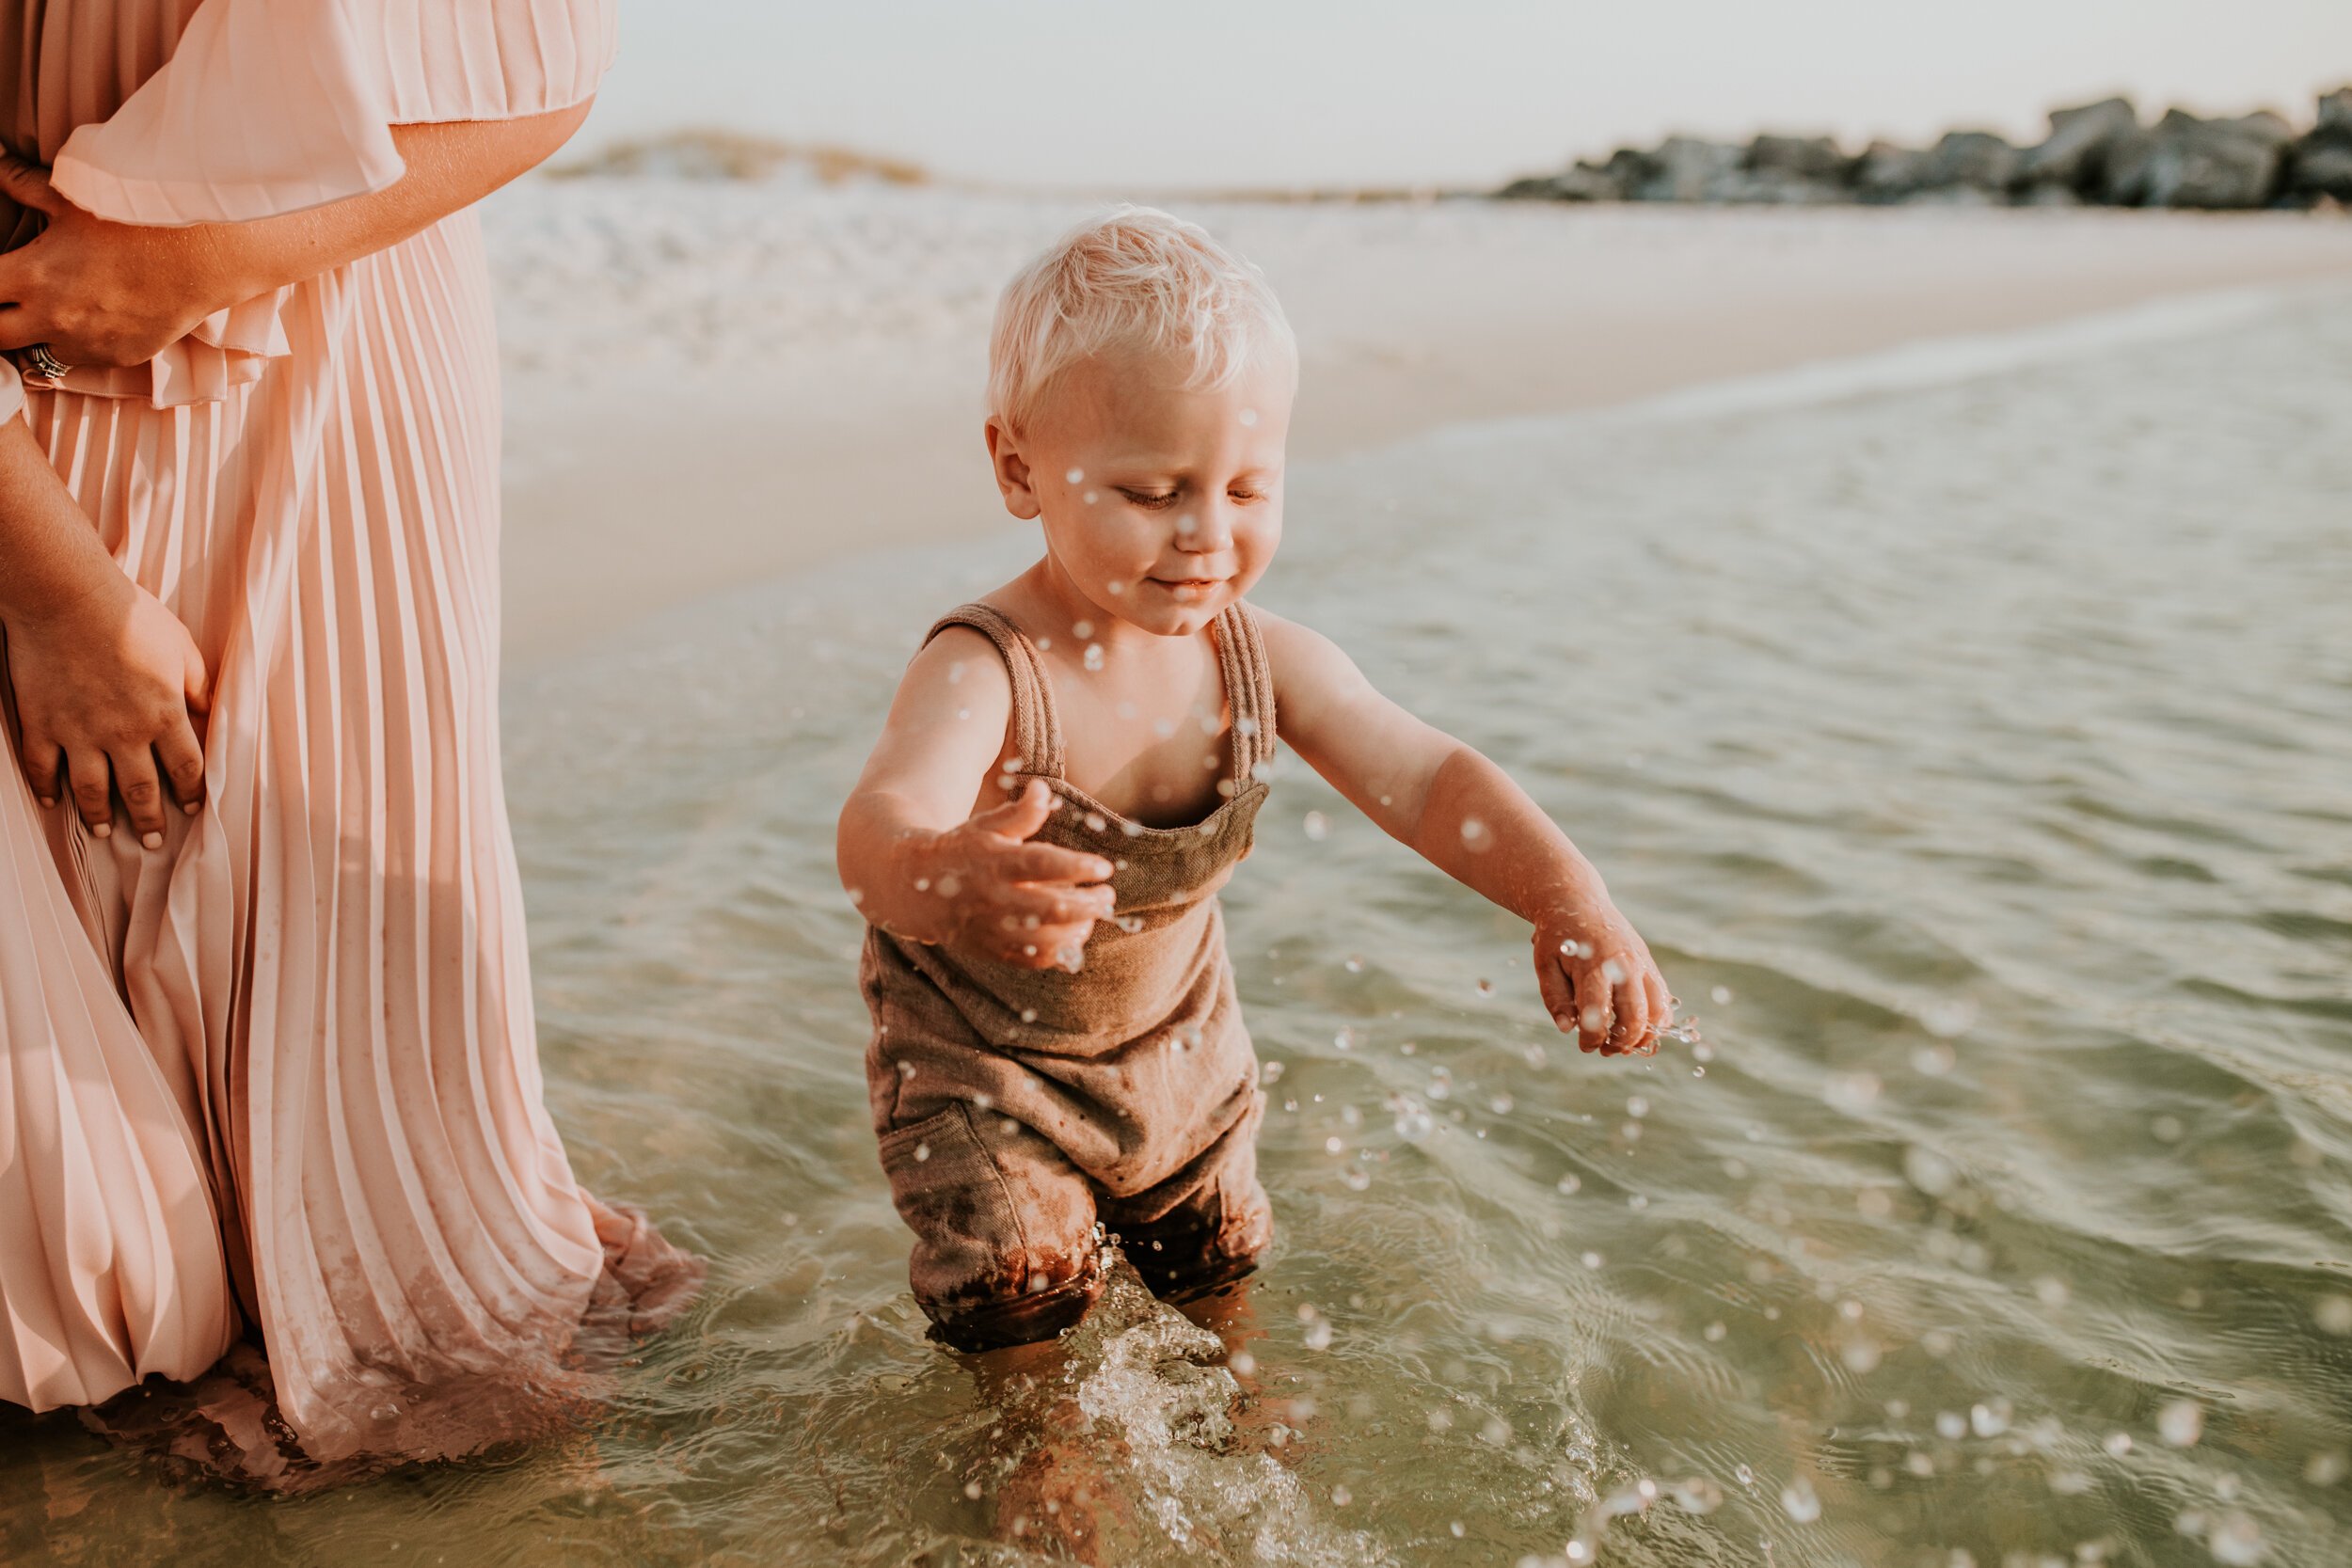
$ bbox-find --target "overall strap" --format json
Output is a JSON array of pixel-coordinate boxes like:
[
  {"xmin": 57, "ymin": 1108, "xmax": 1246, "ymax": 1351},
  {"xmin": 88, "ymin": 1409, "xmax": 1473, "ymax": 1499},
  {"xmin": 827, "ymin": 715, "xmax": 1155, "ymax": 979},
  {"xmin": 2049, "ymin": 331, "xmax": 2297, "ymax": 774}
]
[
  {"xmin": 1214, "ymin": 601, "xmax": 1279, "ymax": 779},
  {"xmin": 923, "ymin": 604, "xmax": 1067, "ymax": 779}
]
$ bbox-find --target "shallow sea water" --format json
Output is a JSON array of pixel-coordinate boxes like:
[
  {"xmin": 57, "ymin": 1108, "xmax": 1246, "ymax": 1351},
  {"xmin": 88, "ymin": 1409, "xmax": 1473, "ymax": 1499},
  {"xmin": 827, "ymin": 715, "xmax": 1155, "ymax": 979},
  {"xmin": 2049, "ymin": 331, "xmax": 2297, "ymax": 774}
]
[{"xmin": 6, "ymin": 283, "xmax": 2350, "ymax": 1567}]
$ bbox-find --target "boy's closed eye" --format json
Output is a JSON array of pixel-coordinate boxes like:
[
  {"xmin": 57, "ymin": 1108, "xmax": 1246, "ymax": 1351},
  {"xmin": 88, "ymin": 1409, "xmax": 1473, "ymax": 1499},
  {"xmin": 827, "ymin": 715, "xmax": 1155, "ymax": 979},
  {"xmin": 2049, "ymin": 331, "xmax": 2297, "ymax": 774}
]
[{"xmin": 1115, "ymin": 485, "xmax": 1273, "ymax": 510}]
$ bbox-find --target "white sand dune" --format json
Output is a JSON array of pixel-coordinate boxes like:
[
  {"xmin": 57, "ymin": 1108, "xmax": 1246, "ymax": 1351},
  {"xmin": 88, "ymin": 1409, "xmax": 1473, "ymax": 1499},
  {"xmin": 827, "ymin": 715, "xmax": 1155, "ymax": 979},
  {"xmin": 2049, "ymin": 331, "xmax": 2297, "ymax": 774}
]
[{"xmin": 484, "ymin": 178, "xmax": 2352, "ymax": 657}]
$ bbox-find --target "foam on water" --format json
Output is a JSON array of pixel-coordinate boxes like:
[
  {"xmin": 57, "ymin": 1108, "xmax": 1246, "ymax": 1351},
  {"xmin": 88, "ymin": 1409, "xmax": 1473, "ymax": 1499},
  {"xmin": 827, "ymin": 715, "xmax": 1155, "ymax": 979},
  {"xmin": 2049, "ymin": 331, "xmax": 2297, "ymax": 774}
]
[{"xmin": 6, "ymin": 278, "xmax": 2350, "ymax": 1567}]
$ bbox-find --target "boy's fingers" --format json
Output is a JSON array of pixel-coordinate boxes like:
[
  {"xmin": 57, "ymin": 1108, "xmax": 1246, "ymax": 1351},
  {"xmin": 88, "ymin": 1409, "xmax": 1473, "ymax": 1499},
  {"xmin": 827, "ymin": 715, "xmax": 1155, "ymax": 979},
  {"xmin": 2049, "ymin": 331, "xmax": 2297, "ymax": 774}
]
[
  {"xmin": 1535, "ymin": 950, "xmax": 1581, "ymax": 1038},
  {"xmin": 1004, "ymin": 886, "xmax": 1111, "ymax": 926},
  {"xmin": 1611, "ymin": 976, "xmax": 1651, "ymax": 1054},
  {"xmin": 999, "ymin": 923, "xmax": 1092, "ymax": 968},
  {"xmin": 999, "ymin": 839, "xmax": 1114, "ymax": 884},
  {"xmin": 1576, "ymin": 972, "xmax": 1615, "ymax": 1054},
  {"xmin": 1644, "ymin": 969, "xmax": 1673, "ymax": 1029},
  {"xmin": 972, "ymin": 779, "xmax": 1057, "ymax": 841}
]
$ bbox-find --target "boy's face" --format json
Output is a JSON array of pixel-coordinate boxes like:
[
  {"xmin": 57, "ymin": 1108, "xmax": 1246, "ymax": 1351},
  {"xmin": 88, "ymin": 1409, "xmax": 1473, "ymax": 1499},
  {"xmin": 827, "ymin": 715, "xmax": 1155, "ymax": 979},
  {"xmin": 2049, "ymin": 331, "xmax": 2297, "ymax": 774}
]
[{"xmin": 989, "ymin": 345, "xmax": 1294, "ymax": 638}]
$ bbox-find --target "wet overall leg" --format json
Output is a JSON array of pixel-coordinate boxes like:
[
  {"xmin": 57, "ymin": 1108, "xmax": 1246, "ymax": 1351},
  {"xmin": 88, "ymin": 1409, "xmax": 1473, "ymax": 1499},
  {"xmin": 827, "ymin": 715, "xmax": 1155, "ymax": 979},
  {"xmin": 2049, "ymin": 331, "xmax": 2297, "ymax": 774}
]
[
  {"xmin": 878, "ymin": 1101, "xmax": 1106, "ymax": 1351},
  {"xmin": 1103, "ymin": 1089, "xmax": 1273, "ymax": 1304}
]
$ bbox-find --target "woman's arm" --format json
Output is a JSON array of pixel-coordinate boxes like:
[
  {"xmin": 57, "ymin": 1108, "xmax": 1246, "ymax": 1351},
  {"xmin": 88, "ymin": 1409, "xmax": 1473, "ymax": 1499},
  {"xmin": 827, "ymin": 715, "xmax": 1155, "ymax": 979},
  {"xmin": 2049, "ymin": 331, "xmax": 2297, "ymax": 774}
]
[
  {"xmin": 1261, "ymin": 611, "xmax": 1672, "ymax": 1053},
  {"xmin": 0, "ymin": 101, "xmax": 593, "ymax": 370}
]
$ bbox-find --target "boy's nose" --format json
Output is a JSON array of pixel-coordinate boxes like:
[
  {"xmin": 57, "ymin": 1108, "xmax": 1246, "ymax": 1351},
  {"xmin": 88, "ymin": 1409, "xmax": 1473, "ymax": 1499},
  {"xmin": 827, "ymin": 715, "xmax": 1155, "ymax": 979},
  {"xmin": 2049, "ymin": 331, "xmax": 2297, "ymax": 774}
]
[{"xmin": 1174, "ymin": 503, "xmax": 1234, "ymax": 552}]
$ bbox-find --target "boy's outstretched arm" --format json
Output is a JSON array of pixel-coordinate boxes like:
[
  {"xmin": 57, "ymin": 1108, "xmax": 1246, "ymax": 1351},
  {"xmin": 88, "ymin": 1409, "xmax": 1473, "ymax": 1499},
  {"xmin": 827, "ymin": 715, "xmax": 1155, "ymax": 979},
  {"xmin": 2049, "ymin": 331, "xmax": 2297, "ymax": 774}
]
[
  {"xmin": 838, "ymin": 627, "xmax": 1116, "ymax": 970},
  {"xmin": 1260, "ymin": 614, "xmax": 1671, "ymax": 1054}
]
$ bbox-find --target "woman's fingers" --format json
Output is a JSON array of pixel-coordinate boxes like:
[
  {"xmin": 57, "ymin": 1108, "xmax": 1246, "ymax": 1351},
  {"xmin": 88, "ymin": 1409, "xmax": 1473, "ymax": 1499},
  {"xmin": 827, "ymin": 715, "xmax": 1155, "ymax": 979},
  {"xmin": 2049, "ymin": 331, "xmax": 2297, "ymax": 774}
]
[
  {"xmin": 157, "ymin": 717, "xmax": 205, "ymax": 814},
  {"xmin": 15, "ymin": 721, "xmax": 61, "ymax": 808},
  {"xmin": 64, "ymin": 746, "xmax": 113, "ymax": 835},
  {"xmin": 110, "ymin": 744, "xmax": 169, "ymax": 846},
  {"xmin": 0, "ymin": 153, "xmax": 60, "ymax": 216}
]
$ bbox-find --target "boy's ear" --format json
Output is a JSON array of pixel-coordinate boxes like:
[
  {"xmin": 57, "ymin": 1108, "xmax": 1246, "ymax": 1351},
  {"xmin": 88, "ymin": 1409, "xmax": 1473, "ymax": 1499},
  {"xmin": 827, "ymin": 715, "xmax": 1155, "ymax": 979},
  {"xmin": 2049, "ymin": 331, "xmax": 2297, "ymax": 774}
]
[{"xmin": 984, "ymin": 417, "xmax": 1042, "ymax": 520}]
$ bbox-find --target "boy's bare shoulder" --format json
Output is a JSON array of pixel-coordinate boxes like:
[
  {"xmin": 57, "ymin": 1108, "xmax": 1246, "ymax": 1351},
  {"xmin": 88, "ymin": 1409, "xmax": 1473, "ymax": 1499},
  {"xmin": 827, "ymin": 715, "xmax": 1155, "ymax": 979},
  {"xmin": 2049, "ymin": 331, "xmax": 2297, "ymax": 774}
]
[
  {"xmin": 904, "ymin": 621, "xmax": 1010, "ymax": 687},
  {"xmin": 1247, "ymin": 605, "xmax": 1360, "ymax": 687}
]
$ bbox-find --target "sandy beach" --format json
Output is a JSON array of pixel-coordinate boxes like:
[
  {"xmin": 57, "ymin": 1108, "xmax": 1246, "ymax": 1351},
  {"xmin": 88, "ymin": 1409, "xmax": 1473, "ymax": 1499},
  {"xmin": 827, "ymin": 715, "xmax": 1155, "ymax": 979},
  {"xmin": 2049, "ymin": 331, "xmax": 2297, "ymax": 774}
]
[{"xmin": 485, "ymin": 185, "xmax": 2352, "ymax": 657}]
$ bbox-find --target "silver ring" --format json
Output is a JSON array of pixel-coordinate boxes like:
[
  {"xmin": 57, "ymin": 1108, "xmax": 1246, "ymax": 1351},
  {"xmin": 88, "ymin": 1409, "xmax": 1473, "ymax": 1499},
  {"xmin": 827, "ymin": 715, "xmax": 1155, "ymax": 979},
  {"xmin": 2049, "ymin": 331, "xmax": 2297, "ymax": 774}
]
[{"xmin": 23, "ymin": 343, "xmax": 69, "ymax": 381}]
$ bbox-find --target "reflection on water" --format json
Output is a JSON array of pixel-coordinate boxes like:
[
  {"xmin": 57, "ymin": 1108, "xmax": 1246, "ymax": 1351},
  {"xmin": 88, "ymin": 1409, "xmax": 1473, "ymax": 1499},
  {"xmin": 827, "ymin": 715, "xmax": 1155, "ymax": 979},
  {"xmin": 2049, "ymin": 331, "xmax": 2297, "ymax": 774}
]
[{"xmin": 6, "ymin": 283, "xmax": 2350, "ymax": 1566}]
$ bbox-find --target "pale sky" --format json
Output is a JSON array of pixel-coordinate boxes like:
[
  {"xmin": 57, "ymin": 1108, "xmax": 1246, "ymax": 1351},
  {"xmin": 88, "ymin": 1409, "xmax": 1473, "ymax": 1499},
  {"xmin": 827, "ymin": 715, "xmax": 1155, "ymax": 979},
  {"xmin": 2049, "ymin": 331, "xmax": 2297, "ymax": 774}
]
[{"xmin": 582, "ymin": 1, "xmax": 2352, "ymax": 189}]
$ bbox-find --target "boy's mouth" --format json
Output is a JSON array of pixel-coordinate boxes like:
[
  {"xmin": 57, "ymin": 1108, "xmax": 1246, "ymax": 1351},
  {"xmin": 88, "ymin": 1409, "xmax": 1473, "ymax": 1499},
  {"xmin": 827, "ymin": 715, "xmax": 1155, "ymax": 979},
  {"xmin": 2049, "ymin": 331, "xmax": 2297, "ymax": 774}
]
[{"xmin": 1149, "ymin": 575, "xmax": 1228, "ymax": 593}]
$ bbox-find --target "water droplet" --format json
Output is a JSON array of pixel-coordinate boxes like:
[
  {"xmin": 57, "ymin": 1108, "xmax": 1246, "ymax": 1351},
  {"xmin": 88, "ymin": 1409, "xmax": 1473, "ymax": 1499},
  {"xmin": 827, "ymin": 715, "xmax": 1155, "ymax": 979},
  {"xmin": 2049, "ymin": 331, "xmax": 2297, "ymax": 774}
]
[
  {"xmin": 1779, "ymin": 1478, "xmax": 1820, "ymax": 1524},
  {"xmin": 913, "ymin": 1142, "xmax": 931, "ymax": 1164},
  {"xmin": 1072, "ymin": 619, "xmax": 1094, "ymax": 640},
  {"xmin": 1083, "ymin": 489, "xmax": 1099, "ymax": 504},
  {"xmin": 963, "ymin": 1480, "xmax": 984, "ymax": 1499},
  {"xmin": 1936, "ymin": 1410, "xmax": 1967, "ymax": 1440},
  {"xmin": 1477, "ymin": 977, "xmax": 1496, "ymax": 996},
  {"xmin": 2158, "ymin": 1399, "xmax": 2203, "ymax": 1447},
  {"xmin": 1238, "ymin": 407, "xmax": 1259, "ymax": 427},
  {"xmin": 1459, "ymin": 816, "xmax": 1491, "ymax": 849},
  {"xmin": 1393, "ymin": 1101, "xmax": 1434, "ymax": 1142},
  {"xmin": 1581, "ymin": 1250, "xmax": 1603, "ymax": 1269},
  {"xmin": 1669, "ymin": 1476, "xmax": 1723, "ymax": 1514},
  {"xmin": 1627, "ymin": 1095, "xmax": 1649, "ymax": 1118},
  {"xmin": 1825, "ymin": 1071, "xmax": 1882, "ymax": 1113},
  {"xmin": 1082, "ymin": 642, "xmax": 1104, "ymax": 673},
  {"xmin": 1709, "ymin": 985, "xmax": 1733, "ymax": 1006},
  {"xmin": 2103, "ymin": 1432, "xmax": 2134, "ymax": 1458},
  {"xmin": 1344, "ymin": 954, "xmax": 1364, "ymax": 973},
  {"xmin": 2208, "ymin": 1512, "xmax": 2265, "ymax": 1565},
  {"xmin": 1903, "ymin": 1146, "xmax": 1959, "ymax": 1196},
  {"xmin": 1329, "ymin": 1484, "xmax": 1352, "ymax": 1506},
  {"xmin": 2303, "ymin": 1449, "xmax": 2346, "ymax": 1485},
  {"xmin": 1734, "ymin": 1464, "xmax": 1755, "ymax": 1487},
  {"xmin": 1911, "ymin": 1042, "xmax": 1956, "ymax": 1076},
  {"xmin": 1303, "ymin": 810, "xmax": 1330, "ymax": 841},
  {"xmin": 1919, "ymin": 998, "xmax": 1976, "ymax": 1038},
  {"xmin": 1969, "ymin": 1399, "xmax": 2010, "ymax": 1438},
  {"xmin": 1334, "ymin": 1026, "xmax": 1359, "ymax": 1051},
  {"xmin": 1065, "ymin": 467, "xmax": 1085, "ymax": 483},
  {"xmin": 1304, "ymin": 1319, "xmax": 1334, "ymax": 1351},
  {"xmin": 2314, "ymin": 1295, "xmax": 2352, "ymax": 1336},
  {"xmin": 1704, "ymin": 1321, "xmax": 1726, "ymax": 1341}
]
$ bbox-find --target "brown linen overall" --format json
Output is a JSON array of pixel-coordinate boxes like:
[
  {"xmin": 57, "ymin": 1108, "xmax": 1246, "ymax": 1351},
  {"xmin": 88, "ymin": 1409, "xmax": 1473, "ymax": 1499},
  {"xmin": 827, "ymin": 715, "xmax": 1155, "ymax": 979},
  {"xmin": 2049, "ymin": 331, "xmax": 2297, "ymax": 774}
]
[{"xmin": 861, "ymin": 601, "xmax": 1278, "ymax": 1350}]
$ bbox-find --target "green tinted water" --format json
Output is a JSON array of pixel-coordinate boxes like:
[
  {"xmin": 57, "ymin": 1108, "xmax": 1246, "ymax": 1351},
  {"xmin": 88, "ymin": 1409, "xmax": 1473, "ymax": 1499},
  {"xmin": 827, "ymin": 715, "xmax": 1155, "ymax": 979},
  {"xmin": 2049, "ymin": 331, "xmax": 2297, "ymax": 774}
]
[{"xmin": 6, "ymin": 285, "xmax": 2349, "ymax": 1567}]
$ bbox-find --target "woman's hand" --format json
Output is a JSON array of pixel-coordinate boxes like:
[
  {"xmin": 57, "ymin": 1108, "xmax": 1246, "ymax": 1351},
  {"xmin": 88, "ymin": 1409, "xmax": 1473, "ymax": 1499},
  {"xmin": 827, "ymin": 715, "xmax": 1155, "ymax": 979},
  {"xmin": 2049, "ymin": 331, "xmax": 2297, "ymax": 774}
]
[
  {"xmin": 0, "ymin": 155, "xmax": 246, "ymax": 372},
  {"xmin": 8, "ymin": 571, "xmax": 209, "ymax": 845}
]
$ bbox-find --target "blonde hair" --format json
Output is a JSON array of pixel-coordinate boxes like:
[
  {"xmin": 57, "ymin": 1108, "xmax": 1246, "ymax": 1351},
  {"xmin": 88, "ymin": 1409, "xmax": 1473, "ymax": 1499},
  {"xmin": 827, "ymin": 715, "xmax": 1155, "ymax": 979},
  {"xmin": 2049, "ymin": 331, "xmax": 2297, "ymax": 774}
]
[{"xmin": 987, "ymin": 205, "xmax": 1296, "ymax": 436}]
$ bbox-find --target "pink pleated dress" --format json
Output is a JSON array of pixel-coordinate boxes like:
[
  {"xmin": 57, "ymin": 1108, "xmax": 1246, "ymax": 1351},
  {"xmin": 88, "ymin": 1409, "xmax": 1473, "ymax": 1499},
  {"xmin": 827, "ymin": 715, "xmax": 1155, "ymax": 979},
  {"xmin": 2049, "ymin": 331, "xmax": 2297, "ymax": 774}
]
[{"xmin": 0, "ymin": 0, "xmax": 697, "ymax": 1481}]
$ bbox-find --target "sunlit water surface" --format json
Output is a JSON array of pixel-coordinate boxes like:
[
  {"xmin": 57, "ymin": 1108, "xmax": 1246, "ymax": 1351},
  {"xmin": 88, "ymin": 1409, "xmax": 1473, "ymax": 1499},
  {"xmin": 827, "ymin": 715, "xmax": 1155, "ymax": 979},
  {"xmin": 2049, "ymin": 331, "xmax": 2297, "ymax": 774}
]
[{"xmin": 6, "ymin": 284, "xmax": 2350, "ymax": 1568}]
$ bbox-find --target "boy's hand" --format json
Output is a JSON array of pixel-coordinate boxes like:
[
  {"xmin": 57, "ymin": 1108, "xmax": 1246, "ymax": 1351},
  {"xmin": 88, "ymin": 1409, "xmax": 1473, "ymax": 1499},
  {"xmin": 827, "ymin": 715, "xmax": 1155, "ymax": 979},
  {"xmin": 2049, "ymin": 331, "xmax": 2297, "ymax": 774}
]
[
  {"xmin": 910, "ymin": 780, "xmax": 1115, "ymax": 972},
  {"xmin": 1534, "ymin": 908, "xmax": 1672, "ymax": 1056}
]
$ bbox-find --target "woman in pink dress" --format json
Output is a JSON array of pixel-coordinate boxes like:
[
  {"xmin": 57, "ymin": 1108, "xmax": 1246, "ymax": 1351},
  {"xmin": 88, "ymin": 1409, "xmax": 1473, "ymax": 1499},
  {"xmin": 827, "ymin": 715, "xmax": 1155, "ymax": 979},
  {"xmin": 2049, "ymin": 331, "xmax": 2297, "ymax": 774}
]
[{"xmin": 0, "ymin": 0, "xmax": 697, "ymax": 1484}]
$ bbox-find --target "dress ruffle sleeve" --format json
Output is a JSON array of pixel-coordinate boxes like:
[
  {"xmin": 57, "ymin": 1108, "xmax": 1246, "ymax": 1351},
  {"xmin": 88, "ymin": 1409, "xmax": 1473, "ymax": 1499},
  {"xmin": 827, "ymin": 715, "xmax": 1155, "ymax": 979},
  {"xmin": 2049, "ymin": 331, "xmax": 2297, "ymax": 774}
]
[{"xmin": 31, "ymin": 0, "xmax": 613, "ymax": 409}]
